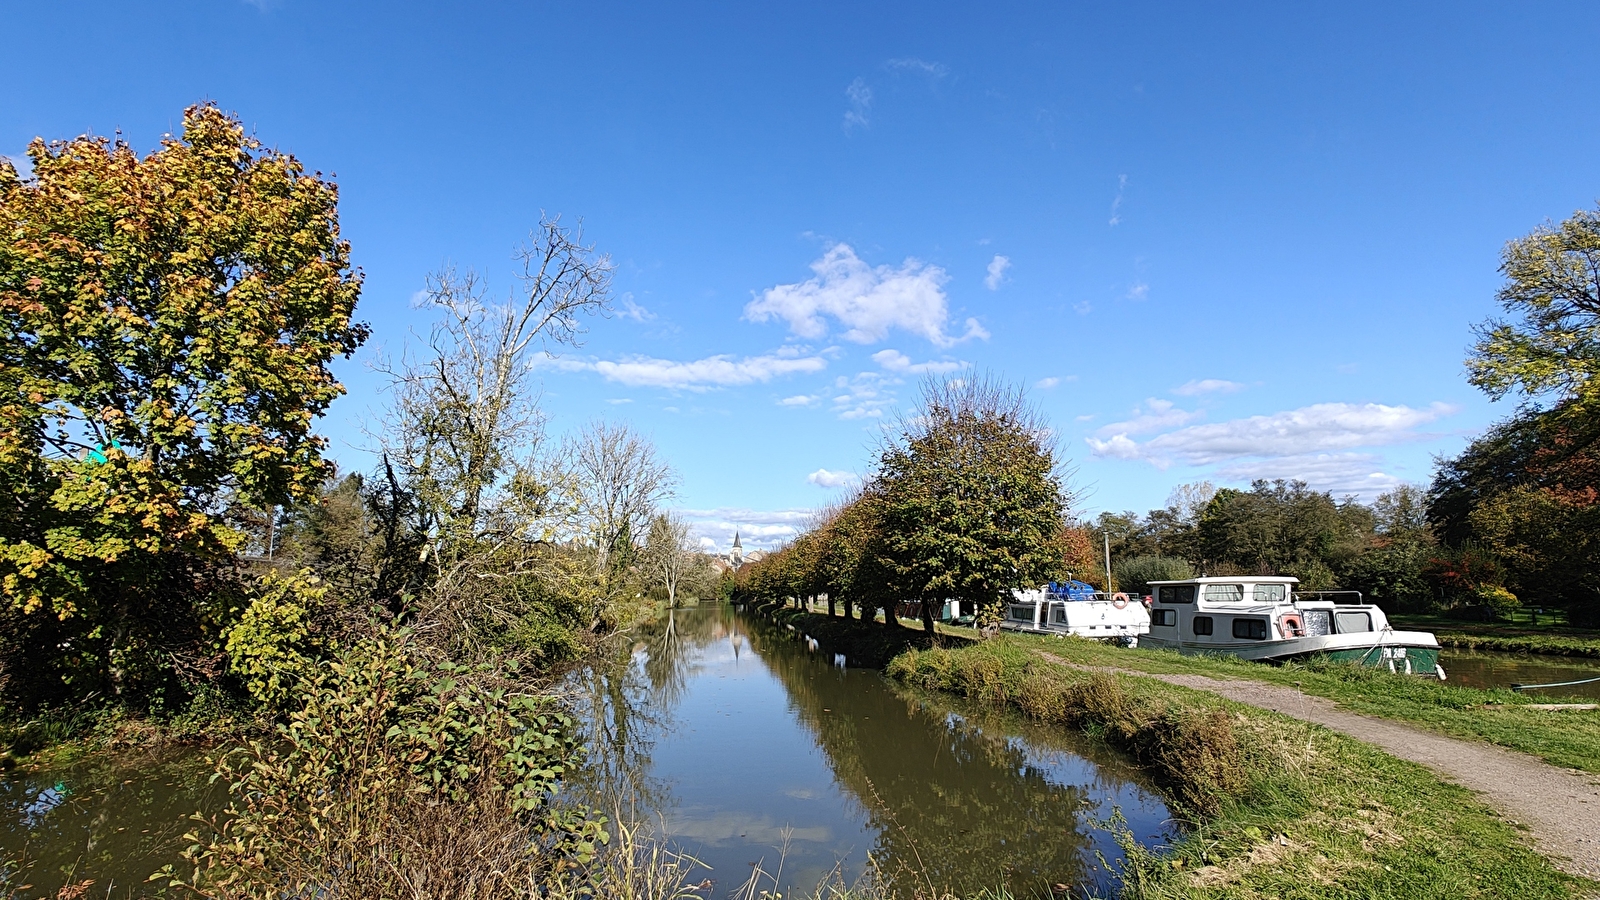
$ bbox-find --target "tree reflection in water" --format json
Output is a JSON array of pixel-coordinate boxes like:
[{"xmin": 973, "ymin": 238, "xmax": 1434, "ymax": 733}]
[{"xmin": 569, "ymin": 605, "xmax": 1172, "ymax": 898}]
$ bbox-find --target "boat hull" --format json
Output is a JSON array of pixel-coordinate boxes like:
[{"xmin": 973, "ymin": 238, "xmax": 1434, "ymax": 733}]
[{"xmin": 1140, "ymin": 631, "xmax": 1444, "ymax": 677}]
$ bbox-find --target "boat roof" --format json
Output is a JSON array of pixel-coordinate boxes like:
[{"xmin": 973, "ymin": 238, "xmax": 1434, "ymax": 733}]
[{"xmin": 1147, "ymin": 576, "xmax": 1300, "ymax": 585}]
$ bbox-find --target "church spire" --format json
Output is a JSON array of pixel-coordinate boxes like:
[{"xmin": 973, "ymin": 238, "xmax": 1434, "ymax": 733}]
[{"xmin": 732, "ymin": 531, "xmax": 742, "ymax": 550}]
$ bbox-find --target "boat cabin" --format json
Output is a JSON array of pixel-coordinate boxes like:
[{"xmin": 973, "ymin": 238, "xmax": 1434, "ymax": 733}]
[{"xmin": 1144, "ymin": 576, "xmax": 1393, "ymax": 647}]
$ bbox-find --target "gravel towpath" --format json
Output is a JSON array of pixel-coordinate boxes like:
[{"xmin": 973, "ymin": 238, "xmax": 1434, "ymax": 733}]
[{"xmin": 1036, "ymin": 652, "xmax": 1600, "ymax": 879}]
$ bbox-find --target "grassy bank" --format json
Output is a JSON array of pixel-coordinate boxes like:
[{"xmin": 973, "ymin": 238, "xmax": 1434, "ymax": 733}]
[
  {"xmin": 960, "ymin": 629, "xmax": 1600, "ymax": 775},
  {"xmin": 1391, "ymin": 614, "xmax": 1600, "ymax": 658},
  {"xmin": 888, "ymin": 639, "xmax": 1593, "ymax": 899}
]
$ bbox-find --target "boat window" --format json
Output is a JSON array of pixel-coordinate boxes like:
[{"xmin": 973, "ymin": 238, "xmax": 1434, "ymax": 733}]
[
  {"xmin": 1232, "ymin": 618, "xmax": 1269, "ymax": 640},
  {"xmin": 1007, "ymin": 605, "xmax": 1035, "ymax": 621},
  {"xmin": 1157, "ymin": 585, "xmax": 1197, "ymax": 603},
  {"xmin": 1252, "ymin": 584, "xmax": 1287, "ymax": 603},
  {"xmin": 1052, "ymin": 607, "xmax": 1068, "ymax": 624},
  {"xmin": 1202, "ymin": 584, "xmax": 1245, "ymax": 603},
  {"xmin": 1335, "ymin": 611, "xmax": 1372, "ymax": 633},
  {"xmin": 1302, "ymin": 609, "xmax": 1332, "ymax": 636},
  {"xmin": 1192, "ymin": 616, "xmax": 1214, "ymax": 636},
  {"xmin": 1152, "ymin": 609, "xmax": 1176, "ymax": 627}
]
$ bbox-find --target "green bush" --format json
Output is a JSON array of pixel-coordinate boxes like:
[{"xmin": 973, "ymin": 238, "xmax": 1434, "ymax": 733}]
[
  {"xmin": 223, "ymin": 569, "xmax": 327, "ymax": 711},
  {"xmin": 164, "ymin": 622, "xmax": 608, "ymax": 899}
]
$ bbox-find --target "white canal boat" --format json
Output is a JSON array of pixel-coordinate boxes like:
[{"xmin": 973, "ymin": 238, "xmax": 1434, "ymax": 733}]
[
  {"xmin": 1000, "ymin": 581, "xmax": 1151, "ymax": 642},
  {"xmin": 1139, "ymin": 576, "xmax": 1444, "ymax": 677}
]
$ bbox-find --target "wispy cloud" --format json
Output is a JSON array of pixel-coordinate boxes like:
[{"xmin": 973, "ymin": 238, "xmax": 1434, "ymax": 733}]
[
  {"xmin": 1036, "ymin": 376, "xmax": 1062, "ymax": 390},
  {"xmin": 1173, "ymin": 379, "xmax": 1244, "ymax": 397},
  {"xmin": 615, "ymin": 295, "xmax": 654, "ymax": 322},
  {"xmin": 807, "ymin": 468, "xmax": 860, "ymax": 489},
  {"xmin": 1087, "ymin": 401, "xmax": 1460, "ymax": 475},
  {"xmin": 534, "ymin": 349, "xmax": 827, "ymax": 391},
  {"xmin": 1109, "ymin": 174, "xmax": 1128, "ymax": 226},
  {"xmin": 1125, "ymin": 281, "xmax": 1149, "ymax": 301},
  {"xmin": 844, "ymin": 78, "xmax": 872, "ymax": 131},
  {"xmin": 884, "ymin": 57, "xmax": 949, "ymax": 78},
  {"xmin": 1074, "ymin": 301, "xmax": 1093, "ymax": 316},
  {"xmin": 1094, "ymin": 398, "xmax": 1203, "ymax": 439},
  {"xmin": 779, "ymin": 394, "xmax": 821, "ymax": 407},
  {"xmin": 984, "ymin": 254, "xmax": 1011, "ymax": 291},
  {"xmin": 746, "ymin": 243, "xmax": 988, "ymax": 348},
  {"xmin": 1213, "ymin": 453, "xmax": 1405, "ymax": 499},
  {"xmin": 831, "ymin": 371, "xmax": 897, "ymax": 420},
  {"xmin": 872, "ymin": 349, "xmax": 965, "ymax": 375}
]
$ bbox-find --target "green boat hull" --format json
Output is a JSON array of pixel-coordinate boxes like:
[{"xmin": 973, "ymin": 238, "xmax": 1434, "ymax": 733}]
[{"xmin": 1302, "ymin": 645, "xmax": 1441, "ymax": 676}]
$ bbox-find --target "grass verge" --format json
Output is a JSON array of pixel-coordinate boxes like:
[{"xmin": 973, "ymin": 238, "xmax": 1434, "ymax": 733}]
[
  {"xmin": 949, "ymin": 628, "xmax": 1600, "ymax": 775},
  {"xmin": 888, "ymin": 639, "xmax": 1595, "ymax": 899}
]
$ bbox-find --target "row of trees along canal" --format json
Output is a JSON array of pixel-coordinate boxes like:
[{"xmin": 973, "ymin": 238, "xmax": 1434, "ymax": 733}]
[
  {"xmin": 0, "ymin": 105, "xmax": 721, "ymax": 896},
  {"xmin": 739, "ymin": 208, "xmax": 1600, "ymax": 632}
]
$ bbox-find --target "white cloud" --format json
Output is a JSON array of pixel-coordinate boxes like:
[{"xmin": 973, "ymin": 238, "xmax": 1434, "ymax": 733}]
[
  {"xmin": 678, "ymin": 507, "xmax": 811, "ymax": 552},
  {"xmin": 535, "ymin": 349, "xmax": 827, "ymax": 391},
  {"xmin": 1212, "ymin": 453, "xmax": 1404, "ymax": 499},
  {"xmin": 844, "ymin": 78, "xmax": 872, "ymax": 130},
  {"xmin": 605, "ymin": 398, "xmax": 633, "ymax": 405},
  {"xmin": 872, "ymin": 348, "xmax": 965, "ymax": 374},
  {"xmin": 807, "ymin": 468, "xmax": 861, "ymax": 489},
  {"xmin": 1109, "ymin": 174, "xmax": 1127, "ymax": 226},
  {"xmin": 616, "ymin": 295, "xmax": 654, "ymax": 322},
  {"xmin": 832, "ymin": 371, "xmax": 897, "ymax": 420},
  {"xmin": 779, "ymin": 394, "xmax": 821, "ymax": 407},
  {"xmin": 885, "ymin": 57, "xmax": 949, "ymax": 78},
  {"xmin": 1074, "ymin": 301, "xmax": 1093, "ymax": 315},
  {"xmin": 984, "ymin": 254, "xmax": 1011, "ymax": 291},
  {"xmin": 1125, "ymin": 281, "xmax": 1149, "ymax": 301},
  {"xmin": 1094, "ymin": 398, "xmax": 1203, "ymax": 438},
  {"xmin": 745, "ymin": 243, "xmax": 988, "ymax": 348},
  {"xmin": 1088, "ymin": 401, "xmax": 1459, "ymax": 469},
  {"xmin": 1172, "ymin": 379, "xmax": 1244, "ymax": 396},
  {"xmin": 1036, "ymin": 377, "xmax": 1061, "ymax": 390}
]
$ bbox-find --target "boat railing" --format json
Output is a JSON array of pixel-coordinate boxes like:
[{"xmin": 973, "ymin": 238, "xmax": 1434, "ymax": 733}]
[{"xmin": 1292, "ymin": 590, "xmax": 1365, "ymax": 605}]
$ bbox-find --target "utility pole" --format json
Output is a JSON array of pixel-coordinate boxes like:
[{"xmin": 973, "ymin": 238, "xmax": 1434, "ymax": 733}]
[{"xmin": 1104, "ymin": 531, "xmax": 1114, "ymax": 594}]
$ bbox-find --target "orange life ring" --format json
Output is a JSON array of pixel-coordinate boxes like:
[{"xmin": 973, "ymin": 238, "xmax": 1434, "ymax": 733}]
[
  {"xmin": 1112, "ymin": 592, "xmax": 1129, "ymax": 609},
  {"xmin": 1280, "ymin": 613, "xmax": 1304, "ymax": 638}
]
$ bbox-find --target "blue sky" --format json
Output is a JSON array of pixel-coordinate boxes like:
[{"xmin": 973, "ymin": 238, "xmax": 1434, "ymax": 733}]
[{"xmin": 6, "ymin": 2, "xmax": 1600, "ymax": 551}]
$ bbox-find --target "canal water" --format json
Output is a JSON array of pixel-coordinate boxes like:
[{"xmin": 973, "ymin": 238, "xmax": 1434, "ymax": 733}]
[
  {"xmin": 1440, "ymin": 648, "xmax": 1600, "ymax": 700},
  {"xmin": 0, "ymin": 604, "xmax": 1174, "ymax": 897},
  {"xmin": 567, "ymin": 604, "xmax": 1174, "ymax": 898}
]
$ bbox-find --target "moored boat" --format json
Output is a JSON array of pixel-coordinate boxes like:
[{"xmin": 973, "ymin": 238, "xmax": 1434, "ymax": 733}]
[
  {"xmin": 1000, "ymin": 580, "xmax": 1151, "ymax": 641},
  {"xmin": 1138, "ymin": 576, "xmax": 1444, "ymax": 677}
]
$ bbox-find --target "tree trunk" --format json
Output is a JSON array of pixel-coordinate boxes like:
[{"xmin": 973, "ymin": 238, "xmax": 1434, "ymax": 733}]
[
  {"xmin": 844, "ymin": 596, "xmax": 854, "ymax": 620},
  {"xmin": 921, "ymin": 597, "xmax": 938, "ymax": 634},
  {"xmin": 882, "ymin": 602, "xmax": 900, "ymax": 630},
  {"xmin": 827, "ymin": 593, "xmax": 836, "ymax": 616}
]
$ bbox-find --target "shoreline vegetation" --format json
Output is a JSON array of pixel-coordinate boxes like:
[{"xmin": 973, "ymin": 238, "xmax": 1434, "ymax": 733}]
[{"xmin": 745, "ymin": 603, "xmax": 1597, "ymax": 899}]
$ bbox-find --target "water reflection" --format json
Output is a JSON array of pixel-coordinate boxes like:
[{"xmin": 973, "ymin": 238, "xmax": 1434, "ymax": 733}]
[
  {"xmin": 1441, "ymin": 649, "xmax": 1600, "ymax": 700},
  {"xmin": 572, "ymin": 605, "xmax": 1173, "ymax": 897},
  {"xmin": 0, "ymin": 750, "xmax": 221, "ymax": 896}
]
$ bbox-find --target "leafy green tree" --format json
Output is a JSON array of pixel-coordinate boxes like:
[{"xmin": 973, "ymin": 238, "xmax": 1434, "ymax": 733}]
[
  {"xmin": 876, "ymin": 376, "xmax": 1070, "ymax": 632},
  {"xmin": 1113, "ymin": 554, "xmax": 1194, "ymax": 596},
  {"xmin": 1468, "ymin": 205, "xmax": 1600, "ymax": 402},
  {"xmin": 0, "ymin": 105, "xmax": 367, "ymax": 704}
]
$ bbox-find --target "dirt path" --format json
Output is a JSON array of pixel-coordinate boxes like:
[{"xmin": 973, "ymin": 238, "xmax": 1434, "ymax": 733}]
[{"xmin": 1036, "ymin": 651, "xmax": 1600, "ymax": 879}]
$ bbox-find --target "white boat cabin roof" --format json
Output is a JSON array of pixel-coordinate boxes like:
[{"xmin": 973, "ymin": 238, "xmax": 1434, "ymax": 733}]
[{"xmin": 1148, "ymin": 576, "xmax": 1300, "ymax": 587}]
